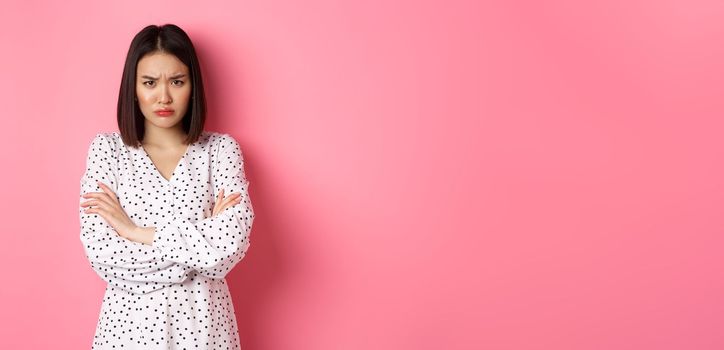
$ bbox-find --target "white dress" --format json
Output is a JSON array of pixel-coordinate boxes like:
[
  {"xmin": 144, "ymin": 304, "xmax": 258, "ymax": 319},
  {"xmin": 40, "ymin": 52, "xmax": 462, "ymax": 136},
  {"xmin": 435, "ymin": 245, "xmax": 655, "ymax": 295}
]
[{"xmin": 78, "ymin": 130, "xmax": 255, "ymax": 349}]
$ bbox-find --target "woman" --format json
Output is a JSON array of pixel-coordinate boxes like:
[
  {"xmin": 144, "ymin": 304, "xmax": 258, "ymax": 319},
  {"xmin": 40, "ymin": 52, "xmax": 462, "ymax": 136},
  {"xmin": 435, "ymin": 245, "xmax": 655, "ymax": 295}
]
[{"xmin": 78, "ymin": 24, "xmax": 255, "ymax": 349}]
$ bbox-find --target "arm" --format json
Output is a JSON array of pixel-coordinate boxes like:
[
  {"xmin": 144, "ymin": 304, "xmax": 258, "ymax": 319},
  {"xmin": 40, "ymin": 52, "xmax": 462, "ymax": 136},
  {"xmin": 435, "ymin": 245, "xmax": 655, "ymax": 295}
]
[
  {"xmin": 79, "ymin": 133, "xmax": 193, "ymax": 294},
  {"xmin": 151, "ymin": 134, "xmax": 255, "ymax": 279}
]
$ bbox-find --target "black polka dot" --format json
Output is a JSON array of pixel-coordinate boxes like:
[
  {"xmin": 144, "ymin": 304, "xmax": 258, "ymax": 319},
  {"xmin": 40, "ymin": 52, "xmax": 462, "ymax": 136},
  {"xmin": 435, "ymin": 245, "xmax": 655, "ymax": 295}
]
[{"xmin": 79, "ymin": 131, "xmax": 255, "ymax": 348}]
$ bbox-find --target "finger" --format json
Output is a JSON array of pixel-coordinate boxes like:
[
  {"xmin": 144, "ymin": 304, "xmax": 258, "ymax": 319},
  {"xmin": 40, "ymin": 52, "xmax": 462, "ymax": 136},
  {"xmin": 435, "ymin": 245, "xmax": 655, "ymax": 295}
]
[
  {"xmin": 222, "ymin": 192, "xmax": 241, "ymax": 202},
  {"xmin": 214, "ymin": 189, "xmax": 224, "ymax": 207},
  {"xmin": 80, "ymin": 199, "xmax": 97, "ymax": 207},
  {"xmin": 84, "ymin": 206, "xmax": 106, "ymax": 217},
  {"xmin": 220, "ymin": 197, "xmax": 242, "ymax": 212},
  {"xmin": 81, "ymin": 199, "xmax": 110, "ymax": 209},
  {"xmin": 219, "ymin": 194, "xmax": 241, "ymax": 207},
  {"xmin": 212, "ymin": 197, "xmax": 240, "ymax": 217},
  {"xmin": 226, "ymin": 192, "xmax": 241, "ymax": 200},
  {"xmin": 84, "ymin": 199, "xmax": 113, "ymax": 217},
  {"xmin": 97, "ymin": 182, "xmax": 119, "ymax": 204},
  {"xmin": 84, "ymin": 205, "xmax": 102, "ymax": 213},
  {"xmin": 215, "ymin": 188, "xmax": 224, "ymax": 206},
  {"xmin": 82, "ymin": 191, "xmax": 104, "ymax": 198},
  {"xmin": 82, "ymin": 192, "xmax": 116, "ymax": 209},
  {"xmin": 212, "ymin": 189, "xmax": 225, "ymax": 215},
  {"xmin": 82, "ymin": 199, "xmax": 108, "ymax": 211}
]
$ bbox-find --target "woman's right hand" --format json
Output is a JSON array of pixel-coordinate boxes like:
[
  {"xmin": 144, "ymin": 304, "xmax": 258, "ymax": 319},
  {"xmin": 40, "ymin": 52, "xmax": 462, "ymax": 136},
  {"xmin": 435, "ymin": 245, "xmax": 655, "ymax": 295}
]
[
  {"xmin": 212, "ymin": 188, "xmax": 242, "ymax": 217},
  {"xmin": 81, "ymin": 181, "xmax": 140, "ymax": 240}
]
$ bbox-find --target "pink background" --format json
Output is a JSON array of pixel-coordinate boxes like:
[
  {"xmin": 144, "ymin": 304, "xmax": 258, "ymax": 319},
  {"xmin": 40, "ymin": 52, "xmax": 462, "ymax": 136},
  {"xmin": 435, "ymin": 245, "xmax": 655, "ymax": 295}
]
[{"xmin": 1, "ymin": 0, "xmax": 723, "ymax": 349}]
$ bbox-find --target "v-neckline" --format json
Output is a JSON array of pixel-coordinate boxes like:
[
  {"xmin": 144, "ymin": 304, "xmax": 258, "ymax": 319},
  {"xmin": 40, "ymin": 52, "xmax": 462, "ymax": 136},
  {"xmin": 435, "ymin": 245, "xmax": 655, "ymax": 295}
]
[{"xmin": 139, "ymin": 140, "xmax": 194, "ymax": 184}]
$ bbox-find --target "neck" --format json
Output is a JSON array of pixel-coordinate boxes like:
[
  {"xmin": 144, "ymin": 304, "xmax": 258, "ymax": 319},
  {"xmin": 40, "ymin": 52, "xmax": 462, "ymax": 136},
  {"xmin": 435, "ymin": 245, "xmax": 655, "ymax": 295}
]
[{"xmin": 142, "ymin": 123, "xmax": 187, "ymax": 147}]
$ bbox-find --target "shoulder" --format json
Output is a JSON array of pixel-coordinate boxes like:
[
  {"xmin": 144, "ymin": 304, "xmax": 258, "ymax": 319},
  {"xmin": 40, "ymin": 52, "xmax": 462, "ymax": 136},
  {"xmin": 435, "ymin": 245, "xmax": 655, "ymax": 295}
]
[
  {"xmin": 87, "ymin": 131, "xmax": 115, "ymax": 151},
  {"xmin": 207, "ymin": 131, "xmax": 238, "ymax": 145},
  {"xmin": 86, "ymin": 132, "xmax": 121, "ymax": 160},
  {"xmin": 207, "ymin": 131, "xmax": 243, "ymax": 154}
]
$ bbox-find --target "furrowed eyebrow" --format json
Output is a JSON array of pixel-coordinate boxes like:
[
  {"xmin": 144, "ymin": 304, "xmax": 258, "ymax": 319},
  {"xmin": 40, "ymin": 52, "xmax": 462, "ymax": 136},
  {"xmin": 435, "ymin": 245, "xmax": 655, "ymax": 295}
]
[{"xmin": 140, "ymin": 74, "xmax": 187, "ymax": 80}]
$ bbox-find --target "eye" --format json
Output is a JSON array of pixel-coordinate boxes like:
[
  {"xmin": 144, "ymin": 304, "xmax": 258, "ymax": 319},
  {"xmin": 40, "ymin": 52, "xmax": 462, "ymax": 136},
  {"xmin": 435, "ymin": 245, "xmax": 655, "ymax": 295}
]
[
  {"xmin": 143, "ymin": 81, "xmax": 155, "ymax": 87},
  {"xmin": 172, "ymin": 80, "xmax": 185, "ymax": 86}
]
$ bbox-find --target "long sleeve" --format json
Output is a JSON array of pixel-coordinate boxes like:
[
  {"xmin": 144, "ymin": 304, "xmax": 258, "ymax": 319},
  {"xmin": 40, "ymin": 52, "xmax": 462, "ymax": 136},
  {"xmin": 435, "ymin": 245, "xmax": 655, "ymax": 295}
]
[
  {"xmin": 79, "ymin": 133, "xmax": 193, "ymax": 295},
  {"xmin": 151, "ymin": 134, "xmax": 255, "ymax": 279}
]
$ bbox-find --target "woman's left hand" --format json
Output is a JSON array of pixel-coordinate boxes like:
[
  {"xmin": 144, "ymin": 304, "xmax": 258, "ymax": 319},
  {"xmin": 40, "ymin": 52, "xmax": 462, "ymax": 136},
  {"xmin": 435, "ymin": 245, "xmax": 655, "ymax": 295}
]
[{"xmin": 80, "ymin": 181, "xmax": 139, "ymax": 241}]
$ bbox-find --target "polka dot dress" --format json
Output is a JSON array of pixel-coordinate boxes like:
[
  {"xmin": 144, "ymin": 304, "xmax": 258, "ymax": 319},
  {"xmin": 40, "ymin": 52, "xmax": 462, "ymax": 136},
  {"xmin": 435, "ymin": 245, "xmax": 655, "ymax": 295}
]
[{"xmin": 78, "ymin": 131, "xmax": 255, "ymax": 349}]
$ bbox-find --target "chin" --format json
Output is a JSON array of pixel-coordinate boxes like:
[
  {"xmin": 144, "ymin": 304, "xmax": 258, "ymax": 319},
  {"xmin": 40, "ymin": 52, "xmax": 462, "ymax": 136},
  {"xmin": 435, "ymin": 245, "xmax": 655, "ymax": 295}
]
[{"xmin": 144, "ymin": 117, "xmax": 184, "ymax": 129}]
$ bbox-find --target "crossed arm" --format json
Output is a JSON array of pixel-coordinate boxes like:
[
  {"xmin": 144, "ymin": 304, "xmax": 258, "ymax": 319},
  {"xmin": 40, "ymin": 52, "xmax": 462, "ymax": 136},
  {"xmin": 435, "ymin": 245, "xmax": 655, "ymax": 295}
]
[
  {"xmin": 79, "ymin": 133, "xmax": 255, "ymax": 294},
  {"xmin": 80, "ymin": 181, "xmax": 242, "ymax": 245}
]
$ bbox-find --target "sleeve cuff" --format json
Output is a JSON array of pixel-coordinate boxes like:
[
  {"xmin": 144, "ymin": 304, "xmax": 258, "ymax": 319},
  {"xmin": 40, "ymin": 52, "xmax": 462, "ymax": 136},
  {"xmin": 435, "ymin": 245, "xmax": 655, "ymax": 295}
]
[{"xmin": 152, "ymin": 221, "xmax": 176, "ymax": 251}]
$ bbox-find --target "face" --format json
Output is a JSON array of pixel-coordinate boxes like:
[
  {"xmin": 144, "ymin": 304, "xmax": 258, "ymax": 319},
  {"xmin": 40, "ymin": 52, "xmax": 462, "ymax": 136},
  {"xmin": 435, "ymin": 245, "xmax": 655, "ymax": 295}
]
[{"xmin": 135, "ymin": 52, "xmax": 192, "ymax": 131}]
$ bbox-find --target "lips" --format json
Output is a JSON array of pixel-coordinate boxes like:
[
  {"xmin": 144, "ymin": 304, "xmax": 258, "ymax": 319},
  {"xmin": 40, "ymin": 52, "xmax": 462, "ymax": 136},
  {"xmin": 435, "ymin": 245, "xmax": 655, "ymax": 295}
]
[{"xmin": 155, "ymin": 109, "xmax": 174, "ymax": 116}]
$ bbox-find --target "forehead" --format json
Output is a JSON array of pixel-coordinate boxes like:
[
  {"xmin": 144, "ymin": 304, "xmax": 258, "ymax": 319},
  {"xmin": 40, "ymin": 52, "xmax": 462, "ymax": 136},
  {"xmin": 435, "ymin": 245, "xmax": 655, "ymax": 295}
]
[{"xmin": 137, "ymin": 52, "xmax": 189, "ymax": 74}]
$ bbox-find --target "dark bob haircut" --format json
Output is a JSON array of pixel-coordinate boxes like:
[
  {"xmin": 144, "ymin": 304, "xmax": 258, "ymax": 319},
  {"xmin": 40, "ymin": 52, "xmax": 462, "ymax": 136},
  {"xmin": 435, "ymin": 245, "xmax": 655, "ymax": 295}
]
[{"xmin": 117, "ymin": 24, "xmax": 206, "ymax": 147}]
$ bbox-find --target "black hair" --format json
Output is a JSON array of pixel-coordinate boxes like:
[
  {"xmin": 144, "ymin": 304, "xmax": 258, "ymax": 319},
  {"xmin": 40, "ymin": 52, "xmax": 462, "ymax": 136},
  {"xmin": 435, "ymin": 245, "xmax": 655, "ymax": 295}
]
[{"xmin": 117, "ymin": 23, "xmax": 206, "ymax": 146}]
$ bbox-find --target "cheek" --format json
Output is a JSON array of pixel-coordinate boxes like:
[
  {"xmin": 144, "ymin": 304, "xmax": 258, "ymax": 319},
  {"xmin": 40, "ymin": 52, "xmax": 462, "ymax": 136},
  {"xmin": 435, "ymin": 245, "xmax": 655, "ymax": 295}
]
[
  {"xmin": 136, "ymin": 89, "xmax": 154, "ymax": 105},
  {"xmin": 177, "ymin": 87, "xmax": 192, "ymax": 100}
]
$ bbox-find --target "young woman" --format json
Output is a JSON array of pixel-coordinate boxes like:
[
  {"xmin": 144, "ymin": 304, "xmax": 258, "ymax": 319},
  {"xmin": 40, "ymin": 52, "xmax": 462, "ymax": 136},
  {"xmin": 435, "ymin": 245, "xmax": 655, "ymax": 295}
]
[{"xmin": 78, "ymin": 24, "xmax": 255, "ymax": 349}]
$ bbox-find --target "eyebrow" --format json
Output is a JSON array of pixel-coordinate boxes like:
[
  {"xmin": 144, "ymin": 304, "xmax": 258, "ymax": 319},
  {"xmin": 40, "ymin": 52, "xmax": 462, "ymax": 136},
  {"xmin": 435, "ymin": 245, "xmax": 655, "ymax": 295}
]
[{"xmin": 140, "ymin": 74, "xmax": 187, "ymax": 80}]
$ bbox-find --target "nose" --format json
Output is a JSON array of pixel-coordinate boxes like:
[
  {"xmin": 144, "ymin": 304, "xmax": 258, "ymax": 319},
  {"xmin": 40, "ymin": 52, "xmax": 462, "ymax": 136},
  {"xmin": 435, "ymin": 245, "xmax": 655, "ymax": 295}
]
[{"xmin": 159, "ymin": 83, "xmax": 172, "ymax": 104}]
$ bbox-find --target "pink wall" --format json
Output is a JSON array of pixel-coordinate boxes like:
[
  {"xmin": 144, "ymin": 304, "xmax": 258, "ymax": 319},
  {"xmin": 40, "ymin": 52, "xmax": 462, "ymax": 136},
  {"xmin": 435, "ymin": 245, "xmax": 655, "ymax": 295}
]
[{"xmin": 1, "ymin": 0, "xmax": 723, "ymax": 349}]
